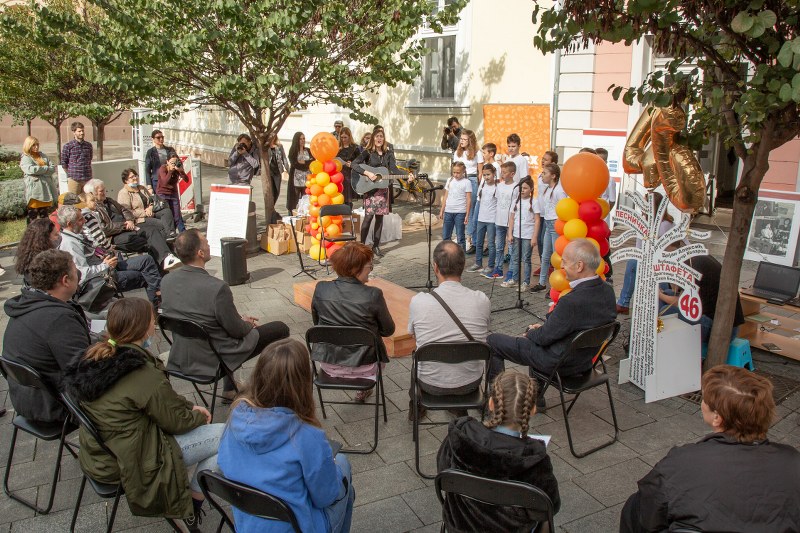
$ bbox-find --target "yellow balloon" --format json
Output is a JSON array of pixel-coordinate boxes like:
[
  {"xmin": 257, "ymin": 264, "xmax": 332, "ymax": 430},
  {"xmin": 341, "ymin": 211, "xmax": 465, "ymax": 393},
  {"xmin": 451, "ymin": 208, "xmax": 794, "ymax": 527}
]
[
  {"xmin": 311, "ymin": 222, "xmax": 319, "ymax": 230},
  {"xmin": 323, "ymin": 183, "xmax": 338, "ymax": 196},
  {"xmin": 334, "ymin": 159, "xmax": 343, "ymax": 172},
  {"xmin": 326, "ymin": 224, "xmax": 341, "ymax": 237},
  {"xmin": 551, "ymin": 252, "xmax": 562, "ymax": 269},
  {"xmin": 309, "ymin": 160, "xmax": 323, "ymax": 174},
  {"xmin": 556, "ymin": 198, "xmax": 580, "ymax": 221},
  {"xmin": 549, "ymin": 269, "xmax": 570, "ymax": 292},
  {"xmin": 586, "ymin": 237, "xmax": 600, "ymax": 250},
  {"xmin": 311, "ymin": 237, "xmax": 320, "ymax": 245},
  {"xmin": 320, "ymin": 215, "xmax": 332, "ymax": 227},
  {"xmin": 563, "ymin": 219, "xmax": 588, "ymax": 240},
  {"xmin": 309, "ymin": 195, "xmax": 318, "ymax": 205},
  {"xmin": 596, "ymin": 259, "xmax": 606, "ymax": 276},
  {"xmin": 316, "ymin": 172, "xmax": 331, "ymax": 186},
  {"xmin": 305, "ymin": 179, "xmax": 312, "ymax": 188},
  {"xmin": 309, "ymin": 243, "xmax": 326, "ymax": 260},
  {"xmin": 331, "ymin": 193, "xmax": 345, "ymax": 205},
  {"xmin": 597, "ymin": 198, "xmax": 610, "ymax": 219}
]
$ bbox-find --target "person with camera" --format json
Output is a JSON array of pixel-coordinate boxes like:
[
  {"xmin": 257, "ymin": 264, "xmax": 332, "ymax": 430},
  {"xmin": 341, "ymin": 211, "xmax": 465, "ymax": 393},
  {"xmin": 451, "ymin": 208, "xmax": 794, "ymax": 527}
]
[
  {"xmin": 440, "ymin": 117, "xmax": 462, "ymax": 152},
  {"xmin": 229, "ymin": 134, "xmax": 261, "ymax": 186},
  {"xmin": 157, "ymin": 154, "xmax": 189, "ymax": 233}
]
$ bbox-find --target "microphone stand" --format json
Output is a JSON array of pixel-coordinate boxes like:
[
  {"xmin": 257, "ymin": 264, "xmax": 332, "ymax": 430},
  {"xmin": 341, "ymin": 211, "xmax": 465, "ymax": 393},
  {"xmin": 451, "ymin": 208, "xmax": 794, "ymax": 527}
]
[
  {"xmin": 492, "ymin": 182, "xmax": 544, "ymax": 321},
  {"xmin": 406, "ymin": 175, "xmax": 439, "ymax": 292}
]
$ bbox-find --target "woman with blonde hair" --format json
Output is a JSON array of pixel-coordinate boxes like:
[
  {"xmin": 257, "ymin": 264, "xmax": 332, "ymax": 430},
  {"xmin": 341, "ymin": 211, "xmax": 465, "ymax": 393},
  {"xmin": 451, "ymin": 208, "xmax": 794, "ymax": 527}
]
[
  {"xmin": 219, "ymin": 338, "xmax": 355, "ymax": 533},
  {"xmin": 20, "ymin": 136, "xmax": 57, "ymax": 224},
  {"xmin": 63, "ymin": 298, "xmax": 224, "ymax": 531},
  {"xmin": 436, "ymin": 371, "xmax": 560, "ymax": 532}
]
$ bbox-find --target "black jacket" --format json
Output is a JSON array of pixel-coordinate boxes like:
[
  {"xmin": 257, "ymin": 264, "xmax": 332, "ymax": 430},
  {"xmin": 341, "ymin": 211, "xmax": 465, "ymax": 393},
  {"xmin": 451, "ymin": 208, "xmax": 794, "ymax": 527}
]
[
  {"xmin": 2, "ymin": 288, "xmax": 91, "ymax": 422},
  {"xmin": 626, "ymin": 433, "xmax": 800, "ymax": 532},
  {"xmin": 310, "ymin": 277, "xmax": 394, "ymax": 366},
  {"xmin": 436, "ymin": 417, "xmax": 560, "ymax": 533},
  {"xmin": 527, "ymin": 277, "xmax": 617, "ymax": 376}
]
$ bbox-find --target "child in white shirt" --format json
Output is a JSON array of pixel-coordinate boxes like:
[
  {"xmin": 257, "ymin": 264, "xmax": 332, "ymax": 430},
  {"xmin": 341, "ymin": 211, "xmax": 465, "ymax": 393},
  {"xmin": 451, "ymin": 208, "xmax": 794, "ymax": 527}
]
[
  {"xmin": 502, "ymin": 176, "xmax": 537, "ymax": 289},
  {"xmin": 466, "ymin": 164, "xmax": 499, "ymax": 275},
  {"xmin": 506, "ymin": 133, "xmax": 529, "ymax": 184},
  {"xmin": 489, "ymin": 162, "xmax": 518, "ymax": 279},
  {"xmin": 453, "ymin": 130, "xmax": 484, "ymax": 251},
  {"xmin": 530, "ymin": 164, "xmax": 566, "ymax": 292},
  {"xmin": 439, "ymin": 161, "xmax": 472, "ymax": 250}
]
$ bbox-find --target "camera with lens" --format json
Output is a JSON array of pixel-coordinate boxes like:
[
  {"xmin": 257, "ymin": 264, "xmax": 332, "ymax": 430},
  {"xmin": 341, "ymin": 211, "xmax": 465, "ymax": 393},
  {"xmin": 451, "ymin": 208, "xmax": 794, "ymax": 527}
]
[
  {"xmin": 443, "ymin": 127, "xmax": 451, "ymax": 134},
  {"xmin": 173, "ymin": 159, "xmax": 183, "ymax": 169},
  {"xmin": 237, "ymin": 143, "xmax": 248, "ymax": 151}
]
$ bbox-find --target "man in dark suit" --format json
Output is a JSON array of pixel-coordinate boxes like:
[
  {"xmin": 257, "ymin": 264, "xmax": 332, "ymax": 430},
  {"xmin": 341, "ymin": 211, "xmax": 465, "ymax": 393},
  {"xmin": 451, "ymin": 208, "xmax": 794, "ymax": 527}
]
[
  {"xmin": 160, "ymin": 230, "xmax": 289, "ymax": 400},
  {"xmin": 487, "ymin": 239, "xmax": 617, "ymax": 410}
]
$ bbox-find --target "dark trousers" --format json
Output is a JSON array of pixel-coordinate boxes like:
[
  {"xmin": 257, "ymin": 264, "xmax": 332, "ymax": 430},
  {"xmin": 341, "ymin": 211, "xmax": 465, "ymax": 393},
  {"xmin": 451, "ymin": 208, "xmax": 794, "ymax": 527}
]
[
  {"xmin": 115, "ymin": 254, "xmax": 162, "ymax": 302},
  {"xmin": 286, "ymin": 184, "xmax": 305, "ymax": 213},
  {"xmin": 223, "ymin": 321, "xmax": 290, "ymax": 391},
  {"xmin": 536, "ymin": 218, "xmax": 545, "ymax": 261},
  {"xmin": 153, "ymin": 208, "xmax": 176, "ymax": 234},
  {"xmin": 603, "ymin": 251, "xmax": 614, "ymax": 277},
  {"xmin": 487, "ymin": 332, "xmax": 548, "ymax": 384},
  {"xmin": 136, "ymin": 218, "xmax": 172, "ymax": 264},
  {"xmin": 360, "ymin": 214, "xmax": 383, "ymax": 246},
  {"xmin": 160, "ymin": 192, "xmax": 185, "ymax": 232}
]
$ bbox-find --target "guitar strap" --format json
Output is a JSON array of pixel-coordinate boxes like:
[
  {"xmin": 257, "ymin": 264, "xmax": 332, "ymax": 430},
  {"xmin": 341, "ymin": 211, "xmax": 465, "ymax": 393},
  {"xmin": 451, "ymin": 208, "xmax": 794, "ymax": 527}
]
[{"xmin": 428, "ymin": 290, "xmax": 475, "ymax": 342}]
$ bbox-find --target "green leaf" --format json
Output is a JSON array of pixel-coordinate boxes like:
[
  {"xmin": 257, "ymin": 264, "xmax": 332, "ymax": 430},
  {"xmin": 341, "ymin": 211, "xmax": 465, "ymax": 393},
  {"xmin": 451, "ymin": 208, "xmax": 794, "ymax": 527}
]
[
  {"xmin": 757, "ymin": 10, "xmax": 777, "ymax": 28},
  {"xmin": 748, "ymin": 19, "xmax": 766, "ymax": 38},
  {"xmin": 612, "ymin": 86, "xmax": 624, "ymax": 100},
  {"xmin": 779, "ymin": 83, "xmax": 792, "ymax": 102},
  {"xmin": 731, "ymin": 12, "xmax": 754, "ymax": 34},
  {"xmin": 780, "ymin": 42, "xmax": 795, "ymax": 67},
  {"xmin": 791, "ymin": 38, "xmax": 800, "ymax": 54},
  {"xmin": 622, "ymin": 90, "xmax": 634, "ymax": 105},
  {"xmin": 654, "ymin": 92, "xmax": 672, "ymax": 107}
]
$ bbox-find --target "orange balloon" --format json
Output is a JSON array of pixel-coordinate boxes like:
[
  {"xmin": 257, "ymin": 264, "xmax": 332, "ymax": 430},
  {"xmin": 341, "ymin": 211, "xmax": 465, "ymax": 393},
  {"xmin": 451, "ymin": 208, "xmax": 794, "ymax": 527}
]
[
  {"xmin": 555, "ymin": 235, "xmax": 570, "ymax": 256},
  {"xmin": 309, "ymin": 160, "xmax": 323, "ymax": 174},
  {"xmin": 595, "ymin": 259, "xmax": 606, "ymax": 276},
  {"xmin": 551, "ymin": 252, "xmax": 562, "ymax": 269},
  {"xmin": 320, "ymin": 215, "xmax": 332, "ymax": 227},
  {"xmin": 318, "ymin": 194, "xmax": 331, "ymax": 206},
  {"xmin": 310, "ymin": 132, "xmax": 339, "ymax": 162},
  {"xmin": 554, "ymin": 219, "xmax": 566, "ymax": 235},
  {"xmin": 309, "ymin": 205, "xmax": 320, "ymax": 218},
  {"xmin": 597, "ymin": 197, "xmax": 611, "ymax": 218},
  {"xmin": 560, "ymin": 288, "xmax": 572, "ymax": 298},
  {"xmin": 310, "ymin": 184, "xmax": 323, "ymax": 196},
  {"xmin": 549, "ymin": 269, "xmax": 570, "ymax": 292},
  {"xmin": 586, "ymin": 237, "xmax": 600, "ymax": 250},
  {"xmin": 326, "ymin": 224, "xmax": 341, "ymax": 237},
  {"xmin": 309, "ymin": 195, "xmax": 318, "ymax": 205},
  {"xmin": 334, "ymin": 159, "xmax": 343, "ymax": 172},
  {"xmin": 561, "ymin": 153, "xmax": 610, "ymax": 202}
]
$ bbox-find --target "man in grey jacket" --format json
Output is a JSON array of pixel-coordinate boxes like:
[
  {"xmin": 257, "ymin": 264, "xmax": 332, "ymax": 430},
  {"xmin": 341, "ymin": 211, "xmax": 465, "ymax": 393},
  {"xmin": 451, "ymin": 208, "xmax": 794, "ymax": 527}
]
[
  {"xmin": 160, "ymin": 229, "xmax": 289, "ymax": 400},
  {"xmin": 57, "ymin": 205, "xmax": 162, "ymax": 304},
  {"xmin": 228, "ymin": 134, "xmax": 261, "ymax": 185}
]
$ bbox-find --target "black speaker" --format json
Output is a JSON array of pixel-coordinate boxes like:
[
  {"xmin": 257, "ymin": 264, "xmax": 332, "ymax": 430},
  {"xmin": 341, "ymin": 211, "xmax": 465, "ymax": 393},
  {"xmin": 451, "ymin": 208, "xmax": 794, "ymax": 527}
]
[{"xmin": 220, "ymin": 237, "xmax": 249, "ymax": 286}]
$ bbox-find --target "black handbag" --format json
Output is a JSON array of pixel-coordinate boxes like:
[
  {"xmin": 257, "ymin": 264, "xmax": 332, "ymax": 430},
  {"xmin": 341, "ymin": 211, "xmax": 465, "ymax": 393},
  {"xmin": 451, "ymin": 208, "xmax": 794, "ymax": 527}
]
[
  {"xmin": 138, "ymin": 190, "xmax": 167, "ymax": 213},
  {"xmin": 76, "ymin": 272, "xmax": 118, "ymax": 313}
]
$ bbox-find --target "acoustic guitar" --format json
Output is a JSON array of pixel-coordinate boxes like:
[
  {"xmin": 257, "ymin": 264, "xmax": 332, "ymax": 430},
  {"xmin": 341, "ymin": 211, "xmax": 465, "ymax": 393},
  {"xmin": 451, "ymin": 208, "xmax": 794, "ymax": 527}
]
[{"xmin": 351, "ymin": 165, "xmax": 408, "ymax": 195}]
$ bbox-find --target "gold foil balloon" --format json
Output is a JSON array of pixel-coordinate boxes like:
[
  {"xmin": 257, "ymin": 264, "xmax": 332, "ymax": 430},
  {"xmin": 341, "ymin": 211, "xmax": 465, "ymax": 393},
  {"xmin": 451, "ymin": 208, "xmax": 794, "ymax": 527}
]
[{"xmin": 623, "ymin": 105, "xmax": 705, "ymax": 212}]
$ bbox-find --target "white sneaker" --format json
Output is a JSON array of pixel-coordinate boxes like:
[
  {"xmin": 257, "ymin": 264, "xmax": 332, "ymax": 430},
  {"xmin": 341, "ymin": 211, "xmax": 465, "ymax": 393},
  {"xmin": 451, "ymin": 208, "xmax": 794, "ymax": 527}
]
[
  {"xmin": 163, "ymin": 254, "xmax": 182, "ymax": 271},
  {"xmin": 466, "ymin": 264, "xmax": 482, "ymax": 273},
  {"xmin": 521, "ymin": 282, "xmax": 529, "ymax": 291},
  {"xmin": 501, "ymin": 279, "xmax": 517, "ymax": 288}
]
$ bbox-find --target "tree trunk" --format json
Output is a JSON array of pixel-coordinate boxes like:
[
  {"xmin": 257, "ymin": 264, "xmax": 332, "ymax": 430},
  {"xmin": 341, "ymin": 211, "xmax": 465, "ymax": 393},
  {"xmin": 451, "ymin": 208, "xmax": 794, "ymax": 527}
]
[
  {"xmin": 95, "ymin": 121, "xmax": 106, "ymax": 161},
  {"xmin": 54, "ymin": 123, "xmax": 62, "ymax": 158},
  {"xmin": 26, "ymin": 120, "xmax": 31, "ymax": 136},
  {"xmin": 705, "ymin": 150, "xmax": 767, "ymax": 368}
]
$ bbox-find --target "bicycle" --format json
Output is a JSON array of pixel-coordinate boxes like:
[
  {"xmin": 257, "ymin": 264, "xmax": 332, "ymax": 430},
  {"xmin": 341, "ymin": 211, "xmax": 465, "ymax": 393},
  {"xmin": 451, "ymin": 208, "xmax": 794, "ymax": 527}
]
[{"xmin": 393, "ymin": 159, "xmax": 434, "ymax": 204}]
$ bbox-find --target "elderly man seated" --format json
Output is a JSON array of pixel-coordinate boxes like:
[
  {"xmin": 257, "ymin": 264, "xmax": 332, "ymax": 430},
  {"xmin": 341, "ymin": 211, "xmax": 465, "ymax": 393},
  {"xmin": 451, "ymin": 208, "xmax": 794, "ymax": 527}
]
[
  {"xmin": 83, "ymin": 178, "xmax": 180, "ymax": 271},
  {"xmin": 57, "ymin": 205, "xmax": 162, "ymax": 306},
  {"xmin": 620, "ymin": 365, "xmax": 800, "ymax": 532},
  {"xmin": 486, "ymin": 239, "xmax": 617, "ymax": 410}
]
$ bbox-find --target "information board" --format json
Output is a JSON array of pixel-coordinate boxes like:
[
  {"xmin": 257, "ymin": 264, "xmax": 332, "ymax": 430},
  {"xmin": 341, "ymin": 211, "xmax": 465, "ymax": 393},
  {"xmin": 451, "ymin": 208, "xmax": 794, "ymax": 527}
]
[{"xmin": 206, "ymin": 184, "xmax": 251, "ymax": 256}]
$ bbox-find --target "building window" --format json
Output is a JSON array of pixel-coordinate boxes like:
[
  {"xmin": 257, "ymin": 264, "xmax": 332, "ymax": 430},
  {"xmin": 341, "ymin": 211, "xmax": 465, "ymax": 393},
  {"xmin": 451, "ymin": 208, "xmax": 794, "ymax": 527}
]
[{"xmin": 421, "ymin": 35, "xmax": 456, "ymax": 100}]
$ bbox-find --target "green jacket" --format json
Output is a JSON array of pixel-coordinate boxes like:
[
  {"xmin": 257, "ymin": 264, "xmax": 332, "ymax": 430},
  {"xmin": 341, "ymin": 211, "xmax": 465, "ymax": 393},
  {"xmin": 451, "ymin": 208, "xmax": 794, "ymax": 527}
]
[
  {"xmin": 20, "ymin": 153, "xmax": 56, "ymax": 203},
  {"xmin": 63, "ymin": 344, "xmax": 206, "ymax": 518}
]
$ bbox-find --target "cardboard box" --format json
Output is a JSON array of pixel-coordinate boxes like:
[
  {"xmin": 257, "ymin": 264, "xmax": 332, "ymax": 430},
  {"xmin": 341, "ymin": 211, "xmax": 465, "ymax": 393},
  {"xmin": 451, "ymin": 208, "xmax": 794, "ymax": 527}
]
[
  {"xmin": 295, "ymin": 230, "xmax": 313, "ymax": 253},
  {"xmin": 293, "ymin": 216, "xmax": 308, "ymax": 233},
  {"xmin": 261, "ymin": 223, "xmax": 296, "ymax": 255},
  {"xmin": 341, "ymin": 213, "xmax": 361, "ymax": 237}
]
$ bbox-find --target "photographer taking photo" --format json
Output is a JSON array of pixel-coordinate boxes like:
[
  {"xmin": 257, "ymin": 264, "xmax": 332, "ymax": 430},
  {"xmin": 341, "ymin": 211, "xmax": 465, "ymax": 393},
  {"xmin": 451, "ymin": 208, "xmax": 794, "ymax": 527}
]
[
  {"xmin": 440, "ymin": 117, "xmax": 462, "ymax": 152},
  {"xmin": 228, "ymin": 133, "xmax": 261, "ymax": 185}
]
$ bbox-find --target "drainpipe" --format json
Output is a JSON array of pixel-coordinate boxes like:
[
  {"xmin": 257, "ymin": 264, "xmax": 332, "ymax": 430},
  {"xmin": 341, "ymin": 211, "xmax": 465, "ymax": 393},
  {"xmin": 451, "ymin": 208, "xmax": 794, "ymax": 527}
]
[{"xmin": 549, "ymin": 0, "xmax": 563, "ymax": 151}]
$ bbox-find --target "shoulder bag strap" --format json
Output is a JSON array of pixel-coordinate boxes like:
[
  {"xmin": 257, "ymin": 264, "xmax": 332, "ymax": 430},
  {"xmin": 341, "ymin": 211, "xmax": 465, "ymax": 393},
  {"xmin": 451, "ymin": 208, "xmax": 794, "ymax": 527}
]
[{"xmin": 428, "ymin": 290, "xmax": 475, "ymax": 342}]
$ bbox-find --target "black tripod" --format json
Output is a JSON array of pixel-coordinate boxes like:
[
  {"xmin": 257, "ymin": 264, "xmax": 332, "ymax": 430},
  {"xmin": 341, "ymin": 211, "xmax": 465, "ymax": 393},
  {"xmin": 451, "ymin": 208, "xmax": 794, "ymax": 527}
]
[
  {"xmin": 406, "ymin": 174, "xmax": 441, "ymax": 291},
  {"xmin": 492, "ymin": 185, "xmax": 545, "ymax": 321}
]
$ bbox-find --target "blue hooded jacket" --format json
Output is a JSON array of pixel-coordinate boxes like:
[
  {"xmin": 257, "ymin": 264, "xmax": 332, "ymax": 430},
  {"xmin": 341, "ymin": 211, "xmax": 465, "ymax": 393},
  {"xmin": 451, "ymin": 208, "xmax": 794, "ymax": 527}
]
[{"xmin": 218, "ymin": 404, "xmax": 342, "ymax": 532}]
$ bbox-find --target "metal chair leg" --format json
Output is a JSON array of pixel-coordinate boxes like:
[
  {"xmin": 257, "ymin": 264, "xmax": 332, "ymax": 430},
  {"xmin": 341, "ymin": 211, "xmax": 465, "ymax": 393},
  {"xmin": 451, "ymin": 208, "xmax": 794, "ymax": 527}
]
[
  {"xmin": 379, "ymin": 378, "xmax": 388, "ymax": 422},
  {"xmin": 106, "ymin": 489, "xmax": 122, "ymax": 533},
  {"xmin": 316, "ymin": 385, "xmax": 327, "ymax": 419},
  {"xmin": 209, "ymin": 379, "xmax": 220, "ymax": 420},
  {"xmin": 563, "ymin": 384, "xmax": 619, "ymax": 458},
  {"xmin": 70, "ymin": 476, "xmax": 87, "ymax": 532},
  {"xmin": 193, "ymin": 383, "xmax": 210, "ymax": 408}
]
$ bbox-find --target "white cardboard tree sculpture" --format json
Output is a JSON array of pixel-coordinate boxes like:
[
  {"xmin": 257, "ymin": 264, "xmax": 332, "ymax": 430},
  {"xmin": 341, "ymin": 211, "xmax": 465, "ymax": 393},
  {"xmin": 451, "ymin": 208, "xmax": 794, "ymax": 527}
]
[{"xmin": 612, "ymin": 191, "xmax": 710, "ymax": 402}]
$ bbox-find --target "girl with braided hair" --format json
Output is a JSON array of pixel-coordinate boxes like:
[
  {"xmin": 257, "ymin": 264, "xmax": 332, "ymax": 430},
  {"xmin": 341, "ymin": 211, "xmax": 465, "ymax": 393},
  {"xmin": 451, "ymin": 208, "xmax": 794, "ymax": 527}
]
[{"xmin": 436, "ymin": 371, "xmax": 560, "ymax": 532}]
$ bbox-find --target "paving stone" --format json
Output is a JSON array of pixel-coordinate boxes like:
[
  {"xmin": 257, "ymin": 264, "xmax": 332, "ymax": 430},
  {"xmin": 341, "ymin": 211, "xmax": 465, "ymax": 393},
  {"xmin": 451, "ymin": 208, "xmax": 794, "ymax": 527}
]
[
  {"xmin": 351, "ymin": 495, "xmax": 424, "ymax": 533},
  {"xmin": 554, "ymin": 438, "xmax": 639, "ymax": 475},
  {"xmin": 376, "ymin": 428, "xmax": 439, "ymax": 465},
  {"xmin": 593, "ymin": 402, "xmax": 656, "ymax": 431},
  {"xmin": 616, "ymin": 416, "xmax": 700, "ymax": 455},
  {"xmin": 552, "ymin": 480, "xmax": 605, "ymax": 525},
  {"xmin": 572, "ymin": 458, "xmax": 652, "ymax": 507},
  {"xmin": 410, "ymin": 523, "xmax": 443, "ymax": 533},
  {"xmin": 560, "ymin": 502, "xmax": 624, "ymax": 533},
  {"xmin": 9, "ymin": 501, "xmax": 107, "ymax": 533},
  {"xmin": 401, "ymin": 485, "xmax": 442, "ymax": 525},
  {"xmin": 335, "ymin": 411, "xmax": 414, "ymax": 448},
  {"xmin": 351, "ymin": 462, "xmax": 425, "ymax": 506}
]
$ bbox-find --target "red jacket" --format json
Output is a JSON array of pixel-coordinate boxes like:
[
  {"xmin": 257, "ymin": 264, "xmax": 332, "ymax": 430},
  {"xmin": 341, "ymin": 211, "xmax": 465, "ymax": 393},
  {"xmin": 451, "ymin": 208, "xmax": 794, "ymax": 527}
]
[{"xmin": 156, "ymin": 164, "xmax": 187, "ymax": 196}]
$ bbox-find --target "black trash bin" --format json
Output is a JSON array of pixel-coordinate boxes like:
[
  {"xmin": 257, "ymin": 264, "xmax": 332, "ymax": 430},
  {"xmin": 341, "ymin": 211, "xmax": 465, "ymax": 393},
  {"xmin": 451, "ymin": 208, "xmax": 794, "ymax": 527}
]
[
  {"xmin": 220, "ymin": 237, "xmax": 249, "ymax": 286},
  {"xmin": 245, "ymin": 201, "xmax": 260, "ymax": 254}
]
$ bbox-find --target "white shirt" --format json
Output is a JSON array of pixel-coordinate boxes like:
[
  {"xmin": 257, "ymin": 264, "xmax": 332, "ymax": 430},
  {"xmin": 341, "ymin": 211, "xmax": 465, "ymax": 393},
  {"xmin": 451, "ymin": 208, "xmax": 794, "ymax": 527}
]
[
  {"xmin": 453, "ymin": 150, "xmax": 484, "ymax": 176},
  {"xmin": 569, "ymin": 275, "xmax": 600, "ymax": 289},
  {"xmin": 511, "ymin": 197, "xmax": 538, "ymax": 239},
  {"xmin": 408, "ymin": 281, "xmax": 490, "ymax": 388},
  {"xmin": 494, "ymin": 181, "xmax": 518, "ymax": 227},
  {"xmin": 444, "ymin": 177, "xmax": 471, "ymax": 213},
  {"xmin": 508, "ymin": 154, "xmax": 529, "ymax": 183},
  {"xmin": 477, "ymin": 183, "xmax": 498, "ymax": 223},
  {"xmin": 536, "ymin": 181, "xmax": 567, "ymax": 220}
]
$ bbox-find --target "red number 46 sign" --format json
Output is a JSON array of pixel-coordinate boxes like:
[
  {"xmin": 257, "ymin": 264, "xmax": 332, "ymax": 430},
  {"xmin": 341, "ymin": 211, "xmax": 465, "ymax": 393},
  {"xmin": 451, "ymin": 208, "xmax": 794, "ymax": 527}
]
[{"xmin": 679, "ymin": 291, "xmax": 702, "ymax": 322}]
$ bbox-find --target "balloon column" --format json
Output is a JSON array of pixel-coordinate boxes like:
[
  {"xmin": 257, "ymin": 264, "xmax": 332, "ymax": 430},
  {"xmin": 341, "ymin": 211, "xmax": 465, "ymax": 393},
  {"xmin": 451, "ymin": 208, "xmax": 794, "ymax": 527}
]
[
  {"xmin": 304, "ymin": 132, "xmax": 346, "ymax": 261},
  {"xmin": 549, "ymin": 152, "xmax": 611, "ymax": 308}
]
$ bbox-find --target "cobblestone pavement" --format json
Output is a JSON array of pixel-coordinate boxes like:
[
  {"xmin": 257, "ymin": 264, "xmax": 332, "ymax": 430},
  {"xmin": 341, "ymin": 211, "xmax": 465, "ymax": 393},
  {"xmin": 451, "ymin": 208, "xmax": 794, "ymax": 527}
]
[{"xmin": 0, "ymin": 163, "xmax": 798, "ymax": 533}]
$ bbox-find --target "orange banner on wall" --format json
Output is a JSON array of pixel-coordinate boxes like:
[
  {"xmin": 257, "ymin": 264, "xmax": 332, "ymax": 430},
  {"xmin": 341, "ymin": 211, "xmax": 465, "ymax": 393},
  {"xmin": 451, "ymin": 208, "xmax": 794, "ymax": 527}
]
[{"xmin": 483, "ymin": 104, "xmax": 551, "ymax": 179}]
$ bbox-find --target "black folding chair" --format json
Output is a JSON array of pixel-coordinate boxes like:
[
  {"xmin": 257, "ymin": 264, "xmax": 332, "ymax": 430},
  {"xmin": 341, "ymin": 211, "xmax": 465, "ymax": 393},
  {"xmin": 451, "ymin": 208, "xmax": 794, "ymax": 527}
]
[
  {"xmin": 158, "ymin": 315, "xmax": 239, "ymax": 421},
  {"xmin": 305, "ymin": 326, "xmax": 387, "ymax": 454},
  {"xmin": 0, "ymin": 356, "xmax": 78, "ymax": 514},
  {"xmin": 198, "ymin": 469, "xmax": 302, "ymax": 533},
  {"xmin": 530, "ymin": 321, "xmax": 621, "ymax": 458},
  {"xmin": 318, "ymin": 204, "xmax": 357, "ymax": 272},
  {"xmin": 435, "ymin": 468, "xmax": 555, "ymax": 533},
  {"xmin": 60, "ymin": 392, "xmax": 182, "ymax": 533},
  {"xmin": 411, "ymin": 342, "xmax": 490, "ymax": 478}
]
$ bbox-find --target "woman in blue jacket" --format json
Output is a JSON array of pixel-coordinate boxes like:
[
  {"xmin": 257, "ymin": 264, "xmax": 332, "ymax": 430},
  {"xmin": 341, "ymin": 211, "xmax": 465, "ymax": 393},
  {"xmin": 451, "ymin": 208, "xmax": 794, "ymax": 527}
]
[{"xmin": 218, "ymin": 338, "xmax": 354, "ymax": 533}]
